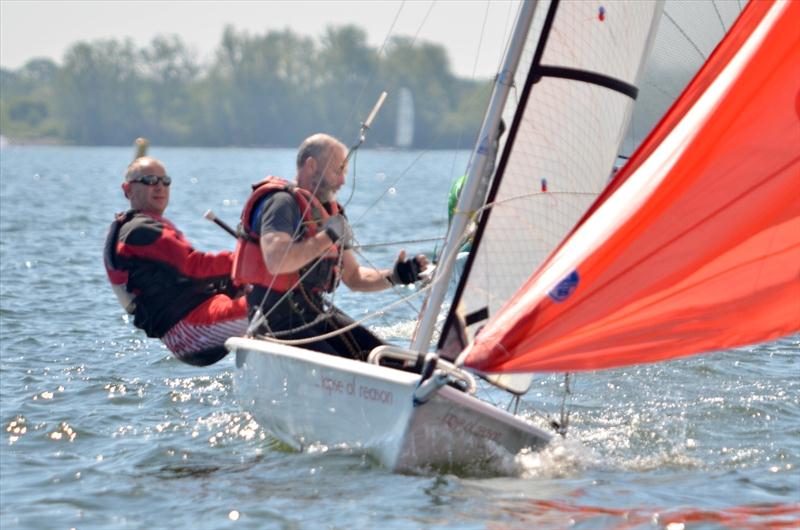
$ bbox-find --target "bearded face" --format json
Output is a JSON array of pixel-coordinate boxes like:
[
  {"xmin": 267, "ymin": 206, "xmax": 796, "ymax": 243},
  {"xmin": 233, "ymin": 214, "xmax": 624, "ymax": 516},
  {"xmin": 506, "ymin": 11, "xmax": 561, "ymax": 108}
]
[
  {"xmin": 309, "ymin": 146, "xmax": 347, "ymax": 201},
  {"xmin": 310, "ymin": 164, "xmax": 339, "ymax": 199}
]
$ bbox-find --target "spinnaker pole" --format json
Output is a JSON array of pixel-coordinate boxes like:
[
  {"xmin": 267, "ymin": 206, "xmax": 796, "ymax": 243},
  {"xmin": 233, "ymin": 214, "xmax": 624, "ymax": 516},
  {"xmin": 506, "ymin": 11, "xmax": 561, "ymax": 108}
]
[
  {"xmin": 344, "ymin": 91, "xmax": 388, "ymax": 167},
  {"xmin": 411, "ymin": 0, "xmax": 539, "ymax": 355}
]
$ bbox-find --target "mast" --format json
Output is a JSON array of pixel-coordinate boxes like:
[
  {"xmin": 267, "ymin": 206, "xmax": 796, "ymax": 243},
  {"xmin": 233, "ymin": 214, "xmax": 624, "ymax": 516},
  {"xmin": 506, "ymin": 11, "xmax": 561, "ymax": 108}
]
[{"xmin": 411, "ymin": 0, "xmax": 539, "ymax": 354}]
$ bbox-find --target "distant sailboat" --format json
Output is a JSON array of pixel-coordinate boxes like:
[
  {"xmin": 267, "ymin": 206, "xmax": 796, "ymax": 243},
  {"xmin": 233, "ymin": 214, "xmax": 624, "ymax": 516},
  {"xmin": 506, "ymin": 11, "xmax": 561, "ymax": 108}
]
[{"xmin": 395, "ymin": 87, "xmax": 415, "ymax": 148}]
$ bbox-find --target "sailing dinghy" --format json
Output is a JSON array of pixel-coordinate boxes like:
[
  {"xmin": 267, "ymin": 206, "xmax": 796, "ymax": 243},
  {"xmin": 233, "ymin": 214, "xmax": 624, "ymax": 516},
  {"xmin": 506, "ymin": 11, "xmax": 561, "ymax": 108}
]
[{"xmin": 228, "ymin": 0, "xmax": 799, "ymax": 473}]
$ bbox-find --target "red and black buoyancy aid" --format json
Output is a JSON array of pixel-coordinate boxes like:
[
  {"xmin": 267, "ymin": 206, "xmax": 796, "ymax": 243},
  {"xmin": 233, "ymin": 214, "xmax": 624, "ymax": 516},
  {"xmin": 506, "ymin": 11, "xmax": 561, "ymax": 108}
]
[
  {"xmin": 232, "ymin": 176, "xmax": 341, "ymax": 293},
  {"xmin": 104, "ymin": 210, "xmax": 235, "ymax": 338}
]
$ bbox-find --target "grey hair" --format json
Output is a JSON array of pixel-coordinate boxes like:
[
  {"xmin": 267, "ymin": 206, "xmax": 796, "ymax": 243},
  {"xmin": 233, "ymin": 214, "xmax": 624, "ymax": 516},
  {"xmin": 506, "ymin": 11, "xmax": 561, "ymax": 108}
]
[{"xmin": 296, "ymin": 133, "xmax": 345, "ymax": 169}]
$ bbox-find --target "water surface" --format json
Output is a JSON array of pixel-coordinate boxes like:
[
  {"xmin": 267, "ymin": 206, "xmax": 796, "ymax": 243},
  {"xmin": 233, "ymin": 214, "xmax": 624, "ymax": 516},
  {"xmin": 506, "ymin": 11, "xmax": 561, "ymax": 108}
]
[{"xmin": 1, "ymin": 146, "xmax": 797, "ymax": 529}]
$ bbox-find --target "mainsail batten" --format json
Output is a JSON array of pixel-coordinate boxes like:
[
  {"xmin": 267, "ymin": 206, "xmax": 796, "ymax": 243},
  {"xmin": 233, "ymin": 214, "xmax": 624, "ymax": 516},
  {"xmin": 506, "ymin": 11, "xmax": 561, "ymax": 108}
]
[
  {"xmin": 534, "ymin": 65, "xmax": 639, "ymax": 99},
  {"xmin": 463, "ymin": 0, "xmax": 800, "ymax": 374}
]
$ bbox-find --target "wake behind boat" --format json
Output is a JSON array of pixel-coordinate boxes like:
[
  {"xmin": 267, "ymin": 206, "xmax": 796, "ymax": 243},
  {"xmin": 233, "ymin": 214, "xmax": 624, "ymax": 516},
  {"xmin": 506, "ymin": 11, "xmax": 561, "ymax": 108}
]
[{"xmin": 230, "ymin": 0, "xmax": 799, "ymax": 473}]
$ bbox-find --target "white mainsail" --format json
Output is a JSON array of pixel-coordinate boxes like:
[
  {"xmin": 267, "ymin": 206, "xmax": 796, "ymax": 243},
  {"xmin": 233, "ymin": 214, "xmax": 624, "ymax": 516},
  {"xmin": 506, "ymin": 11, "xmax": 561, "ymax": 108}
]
[{"xmin": 433, "ymin": 0, "xmax": 664, "ymax": 393}]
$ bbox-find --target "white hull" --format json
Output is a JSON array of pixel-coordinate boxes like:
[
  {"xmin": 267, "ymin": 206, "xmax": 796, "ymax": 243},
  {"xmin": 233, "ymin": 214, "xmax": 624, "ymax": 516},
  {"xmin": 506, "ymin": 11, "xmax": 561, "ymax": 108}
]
[{"xmin": 228, "ymin": 337, "xmax": 552, "ymax": 472}]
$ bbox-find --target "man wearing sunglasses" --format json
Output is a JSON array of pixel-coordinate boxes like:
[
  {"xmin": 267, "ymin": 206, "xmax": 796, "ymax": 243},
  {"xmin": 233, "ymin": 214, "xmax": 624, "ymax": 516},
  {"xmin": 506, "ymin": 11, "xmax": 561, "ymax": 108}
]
[{"xmin": 104, "ymin": 156, "xmax": 248, "ymax": 366}]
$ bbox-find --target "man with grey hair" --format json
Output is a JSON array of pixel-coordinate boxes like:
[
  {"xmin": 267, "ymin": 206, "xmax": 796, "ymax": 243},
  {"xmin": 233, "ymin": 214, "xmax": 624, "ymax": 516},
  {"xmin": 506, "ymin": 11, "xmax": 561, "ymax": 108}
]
[
  {"xmin": 233, "ymin": 133, "xmax": 428, "ymax": 360},
  {"xmin": 104, "ymin": 156, "xmax": 248, "ymax": 366}
]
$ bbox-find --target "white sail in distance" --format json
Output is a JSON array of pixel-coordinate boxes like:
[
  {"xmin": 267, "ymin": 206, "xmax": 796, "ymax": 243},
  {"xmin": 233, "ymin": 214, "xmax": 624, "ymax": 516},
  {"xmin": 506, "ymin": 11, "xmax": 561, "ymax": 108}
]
[{"xmin": 395, "ymin": 87, "xmax": 414, "ymax": 148}]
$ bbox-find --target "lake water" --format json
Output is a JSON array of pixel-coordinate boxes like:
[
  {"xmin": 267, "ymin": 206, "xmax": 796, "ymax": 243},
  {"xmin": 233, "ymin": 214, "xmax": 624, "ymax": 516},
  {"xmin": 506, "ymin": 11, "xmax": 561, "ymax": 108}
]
[{"xmin": 1, "ymin": 146, "xmax": 798, "ymax": 529}]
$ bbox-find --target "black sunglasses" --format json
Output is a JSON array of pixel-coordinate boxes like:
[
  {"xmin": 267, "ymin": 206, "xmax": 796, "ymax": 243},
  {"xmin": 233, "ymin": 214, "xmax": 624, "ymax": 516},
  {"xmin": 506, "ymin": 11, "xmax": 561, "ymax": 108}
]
[{"xmin": 130, "ymin": 174, "xmax": 172, "ymax": 186}]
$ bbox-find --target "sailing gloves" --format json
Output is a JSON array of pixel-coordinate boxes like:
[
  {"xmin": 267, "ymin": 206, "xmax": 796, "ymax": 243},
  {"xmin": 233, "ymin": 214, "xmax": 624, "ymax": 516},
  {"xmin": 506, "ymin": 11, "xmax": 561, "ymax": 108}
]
[
  {"xmin": 323, "ymin": 214, "xmax": 353, "ymax": 248},
  {"xmin": 389, "ymin": 255, "xmax": 423, "ymax": 285}
]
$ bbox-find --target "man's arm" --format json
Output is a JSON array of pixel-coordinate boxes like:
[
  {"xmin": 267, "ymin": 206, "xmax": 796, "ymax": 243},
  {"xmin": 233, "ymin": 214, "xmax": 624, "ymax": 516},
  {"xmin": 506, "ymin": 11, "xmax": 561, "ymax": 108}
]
[
  {"xmin": 119, "ymin": 215, "xmax": 233, "ymax": 279},
  {"xmin": 339, "ymin": 250, "xmax": 430, "ymax": 292},
  {"xmin": 260, "ymin": 230, "xmax": 337, "ymax": 274},
  {"xmin": 338, "ymin": 249, "xmax": 393, "ymax": 292}
]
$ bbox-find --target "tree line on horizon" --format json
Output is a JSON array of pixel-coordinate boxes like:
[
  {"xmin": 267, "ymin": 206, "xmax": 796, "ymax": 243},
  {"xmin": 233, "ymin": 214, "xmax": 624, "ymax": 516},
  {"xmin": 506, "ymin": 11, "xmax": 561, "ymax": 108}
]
[{"xmin": 0, "ymin": 26, "xmax": 491, "ymax": 149}]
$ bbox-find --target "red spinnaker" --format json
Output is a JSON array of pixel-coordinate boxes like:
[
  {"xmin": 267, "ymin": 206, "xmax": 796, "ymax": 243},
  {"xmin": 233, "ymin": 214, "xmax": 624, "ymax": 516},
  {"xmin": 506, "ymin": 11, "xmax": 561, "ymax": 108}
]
[{"xmin": 464, "ymin": 0, "xmax": 800, "ymax": 373}]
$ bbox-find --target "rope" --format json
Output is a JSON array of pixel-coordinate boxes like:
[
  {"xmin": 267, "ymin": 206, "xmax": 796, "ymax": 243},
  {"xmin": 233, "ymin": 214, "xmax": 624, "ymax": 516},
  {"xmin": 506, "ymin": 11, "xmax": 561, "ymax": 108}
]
[
  {"xmin": 551, "ymin": 373, "xmax": 573, "ymax": 437},
  {"xmin": 258, "ymin": 309, "xmax": 329, "ymax": 338},
  {"xmin": 296, "ymin": 283, "xmax": 362, "ymax": 359},
  {"xmin": 254, "ymin": 279, "xmax": 434, "ymax": 346}
]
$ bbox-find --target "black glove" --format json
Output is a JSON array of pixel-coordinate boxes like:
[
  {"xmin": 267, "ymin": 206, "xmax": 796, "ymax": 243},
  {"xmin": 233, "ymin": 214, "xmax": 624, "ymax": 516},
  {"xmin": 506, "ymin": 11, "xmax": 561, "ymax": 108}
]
[
  {"xmin": 210, "ymin": 278, "xmax": 246, "ymax": 299},
  {"xmin": 389, "ymin": 256, "xmax": 422, "ymax": 285},
  {"xmin": 224, "ymin": 280, "xmax": 248, "ymax": 299},
  {"xmin": 323, "ymin": 214, "xmax": 353, "ymax": 247}
]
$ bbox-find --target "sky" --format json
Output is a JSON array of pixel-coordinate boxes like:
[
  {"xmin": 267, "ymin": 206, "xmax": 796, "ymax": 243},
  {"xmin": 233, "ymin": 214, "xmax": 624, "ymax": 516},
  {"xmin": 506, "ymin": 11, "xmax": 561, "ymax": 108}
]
[{"xmin": 0, "ymin": 0, "xmax": 523, "ymax": 78}]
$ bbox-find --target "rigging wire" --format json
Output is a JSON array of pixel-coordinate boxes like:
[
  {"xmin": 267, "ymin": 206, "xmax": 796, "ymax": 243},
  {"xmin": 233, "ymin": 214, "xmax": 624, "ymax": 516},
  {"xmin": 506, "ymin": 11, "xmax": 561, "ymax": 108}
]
[
  {"xmin": 442, "ymin": 0, "xmax": 494, "ymax": 226},
  {"xmin": 663, "ymin": 11, "xmax": 707, "ymax": 62},
  {"xmin": 470, "ymin": 377, "xmax": 563, "ymax": 433},
  {"xmin": 256, "ymin": 0, "xmax": 407, "ymax": 276},
  {"xmin": 711, "ymin": 0, "xmax": 728, "ymax": 34},
  {"xmin": 409, "ymin": 1, "xmax": 436, "ymax": 46},
  {"xmin": 443, "ymin": 0, "xmax": 517, "ymax": 245},
  {"xmin": 336, "ymin": 1, "xmax": 405, "ymax": 145},
  {"xmin": 355, "ymin": 236, "xmax": 444, "ymax": 250},
  {"xmin": 471, "ymin": 1, "xmax": 493, "ymax": 79},
  {"xmin": 340, "ymin": 147, "xmax": 358, "ymax": 209},
  {"xmin": 497, "ymin": 0, "xmax": 519, "ymax": 72},
  {"xmin": 349, "ymin": 74, "xmax": 502, "ymax": 230}
]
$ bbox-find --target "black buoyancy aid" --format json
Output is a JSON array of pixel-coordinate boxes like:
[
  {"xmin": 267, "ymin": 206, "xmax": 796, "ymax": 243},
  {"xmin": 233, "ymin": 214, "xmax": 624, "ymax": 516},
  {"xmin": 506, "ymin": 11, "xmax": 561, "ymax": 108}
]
[
  {"xmin": 232, "ymin": 176, "xmax": 340, "ymax": 293},
  {"xmin": 104, "ymin": 211, "xmax": 231, "ymax": 338}
]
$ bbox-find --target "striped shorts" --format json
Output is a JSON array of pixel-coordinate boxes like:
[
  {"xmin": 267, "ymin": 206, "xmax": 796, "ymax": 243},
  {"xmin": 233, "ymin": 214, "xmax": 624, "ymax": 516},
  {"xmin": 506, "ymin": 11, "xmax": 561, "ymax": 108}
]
[{"xmin": 162, "ymin": 294, "xmax": 249, "ymax": 366}]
